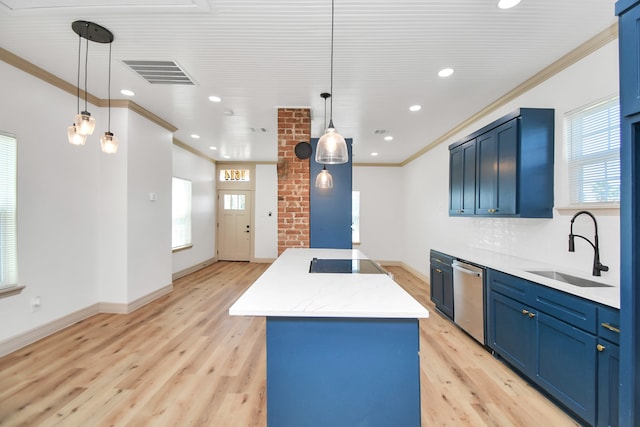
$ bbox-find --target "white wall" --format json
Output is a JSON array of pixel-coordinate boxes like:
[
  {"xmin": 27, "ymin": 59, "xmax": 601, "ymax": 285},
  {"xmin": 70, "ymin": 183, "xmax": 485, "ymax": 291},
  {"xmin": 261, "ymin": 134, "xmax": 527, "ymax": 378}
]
[
  {"xmin": 254, "ymin": 164, "xmax": 278, "ymax": 260},
  {"xmin": 0, "ymin": 60, "xmax": 175, "ymax": 346},
  {"xmin": 172, "ymin": 145, "xmax": 217, "ymax": 274},
  {"xmin": 0, "ymin": 61, "xmax": 101, "ymax": 339},
  {"xmin": 353, "ymin": 166, "xmax": 404, "ymax": 261},
  {"xmin": 125, "ymin": 111, "xmax": 173, "ymax": 301},
  {"xmin": 401, "ymin": 40, "xmax": 620, "ymax": 280}
]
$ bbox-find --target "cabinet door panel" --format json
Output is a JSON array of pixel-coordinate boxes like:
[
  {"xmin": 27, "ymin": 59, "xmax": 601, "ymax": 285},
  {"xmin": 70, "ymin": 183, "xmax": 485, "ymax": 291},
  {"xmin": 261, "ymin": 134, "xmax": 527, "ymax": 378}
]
[
  {"xmin": 488, "ymin": 292, "xmax": 534, "ymax": 375},
  {"xmin": 619, "ymin": 4, "xmax": 640, "ymax": 116},
  {"xmin": 430, "ymin": 265, "xmax": 444, "ymax": 307},
  {"xmin": 476, "ymin": 131, "xmax": 497, "ymax": 215},
  {"xmin": 449, "ymin": 140, "xmax": 476, "ymax": 215},
  {"xmin": 441, "ymin": 268, "xmax": 454, "ymax": 320},
  {"xmin": 536, "ymin": 313, "xmax": 597, "ymax": 426},
  {"xmin": 495, "ymin": 119, "xmax": 518, "ymax": 215},
  {"xmin": 597, "ymin": 340, "xmax": 620, "ymax": 427}
]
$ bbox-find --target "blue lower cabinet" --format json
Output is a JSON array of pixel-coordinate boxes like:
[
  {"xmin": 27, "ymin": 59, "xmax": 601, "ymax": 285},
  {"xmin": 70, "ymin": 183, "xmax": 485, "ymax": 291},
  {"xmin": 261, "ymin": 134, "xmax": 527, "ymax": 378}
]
[
  {"xmin": 536, "ymin": 312, "xmax": 597, "ymax": 425},
  {"xmin": 597, "ymin": 340, "xmax": 620, "ymax": 427},
  {"xmin": 486, "ymin": 269, "xmax": 619, "ymax": 427},
  {"xmin": 266, "ymin": 317, "xmax": 421, "ymax": 427},
  {"xmin": 487, "ymin": 291, "xmax": 536, "ymax": 374}
]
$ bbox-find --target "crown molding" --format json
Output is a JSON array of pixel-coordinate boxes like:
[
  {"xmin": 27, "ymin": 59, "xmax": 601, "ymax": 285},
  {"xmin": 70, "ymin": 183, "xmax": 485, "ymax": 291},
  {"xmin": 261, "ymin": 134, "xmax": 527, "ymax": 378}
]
[
  {"xmin": 0, "ymin": 47, "xmax": 177, "ymax": 133},
  {"xmin": 401, "ymin": 22, "xmax": 619, "ymax": 167}
]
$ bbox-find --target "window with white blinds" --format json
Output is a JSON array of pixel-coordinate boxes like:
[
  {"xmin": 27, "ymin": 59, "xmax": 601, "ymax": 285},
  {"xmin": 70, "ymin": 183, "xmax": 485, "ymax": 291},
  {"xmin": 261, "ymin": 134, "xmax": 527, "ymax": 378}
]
[
  {"xmin": 172, "ymin": 177, "xmax": 192, "ymax": 249},
  {"xmin": 0, "ymin": 132, "xmax": 17, "ymax": 288},
  {"xmin": 566, "ymin": 97, "xmax": 620, "ymax": 205}
]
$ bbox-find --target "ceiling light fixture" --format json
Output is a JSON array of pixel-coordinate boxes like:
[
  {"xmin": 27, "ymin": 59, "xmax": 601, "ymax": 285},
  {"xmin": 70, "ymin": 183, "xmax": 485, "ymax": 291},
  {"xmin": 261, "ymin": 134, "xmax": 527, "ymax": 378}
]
[
  {"xmin": 315, "ymin": 0, "xmax": 348, "ymax": 165},
  {"xmin": 315, "ymin": 92, "xmax": 334, "ymax": 188},
  {"xmin": 438, "ymin": 68, "xmax": 454, "ymax": 77},
  {"xmin": 191, "ymin": 134, "xmax": 200, "ymax": 139},
  {"xmin": 68, "ymin": 20, "xmax": 118, "ymax": 153},
  {"xmin": 384, "ymin": 136, "xmax": 393, "ymax": 141},
  {"xmin": 409, "ymin": 105, "xmax": 422, "ymax": 112},
  {"xmin": 120, "ymin": 89, "xmax": 135, "ymax": 96},
  {"xmin": 209, "ymin": 95, "xmax": 222, "ymax": 103},
  {"xmin": 498, "ymin": 0, "xmax": 521, "ymax": 9},
  {"xmin": 315, "ymin": 165, "xmax": 334, "ymax": 189},
  {"xmin": 67, "ymin": 32, "xmax": 86, "ymax": 146}
]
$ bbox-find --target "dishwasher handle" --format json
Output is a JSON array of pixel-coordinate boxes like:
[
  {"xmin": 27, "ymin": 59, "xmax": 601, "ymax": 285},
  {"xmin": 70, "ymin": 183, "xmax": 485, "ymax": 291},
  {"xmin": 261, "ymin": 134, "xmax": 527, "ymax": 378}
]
[{"xmin": 452, "ymin": 262, "xmax": 482, "ymax": 277}]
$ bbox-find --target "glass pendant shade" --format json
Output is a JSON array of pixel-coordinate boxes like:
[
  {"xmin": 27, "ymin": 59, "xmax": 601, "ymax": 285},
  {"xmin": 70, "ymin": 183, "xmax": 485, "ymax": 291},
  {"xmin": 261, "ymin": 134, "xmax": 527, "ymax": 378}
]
[
  {"xmin": 315, "ymin": 121, "xmax": 348, "ymax": 164},
  {"xmin": 75, "ymin": 111, "xmax": 96, "ymax": 136},
  {"xmin": 315, "ymin": 166, "xmax": 334, "ymax": 189},
  {"xmin": 100, "ymin": 132, "xmax": 119, "ymax": 154},
  {"xmin": 67, "ymin": 124, "xmax": 87, "ymax": 146}
]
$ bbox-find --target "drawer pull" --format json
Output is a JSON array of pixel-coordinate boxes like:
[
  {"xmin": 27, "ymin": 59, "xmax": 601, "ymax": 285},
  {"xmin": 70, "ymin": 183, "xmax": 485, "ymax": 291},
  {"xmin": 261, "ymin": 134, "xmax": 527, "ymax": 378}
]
[
  {"xmin": 522, "ymin": 309, "xmax": 529, "ymax": 315},
  {"xmin": 434, "ymin": 258, "xmax": 442, "ymax": 263},
  {"xmin": 597, "ymin": 344, "xmax": 606, "ymax": 352},
  {"xmin": 436, "ymin": 269, "xmax": 442, "ymax": 273},
  {"xmin": 601, "ymin": 323, "xmax": 620, "ymax": 334},
  {"xmin": 528, "ymin": 312, "xmax": 536, "ymax": 319}
]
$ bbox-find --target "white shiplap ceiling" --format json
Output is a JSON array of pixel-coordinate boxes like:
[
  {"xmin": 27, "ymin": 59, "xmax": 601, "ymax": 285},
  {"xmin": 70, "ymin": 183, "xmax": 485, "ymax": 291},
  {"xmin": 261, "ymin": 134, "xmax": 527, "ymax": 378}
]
[{"xmin": 0, "ymin": 0, "xmax": 618, "ymax": 163}]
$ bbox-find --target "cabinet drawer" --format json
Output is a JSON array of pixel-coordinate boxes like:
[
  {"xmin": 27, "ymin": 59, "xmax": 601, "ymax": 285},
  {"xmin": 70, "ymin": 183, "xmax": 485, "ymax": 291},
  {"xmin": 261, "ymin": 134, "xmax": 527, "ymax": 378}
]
[
  {"xmin": 430, "ymin": 251, "xmax": 454, "ymax": 270},
  {"xmin": 487, "ymin": 269, "xmax": 533, "ymax": 306},
  {"xmin": 598, "ymin": 305, "xmax": 621, "ymax": 345},
  {"xmin": 533, "ymin": 285, "xmax": 597, "ymax": 334}
]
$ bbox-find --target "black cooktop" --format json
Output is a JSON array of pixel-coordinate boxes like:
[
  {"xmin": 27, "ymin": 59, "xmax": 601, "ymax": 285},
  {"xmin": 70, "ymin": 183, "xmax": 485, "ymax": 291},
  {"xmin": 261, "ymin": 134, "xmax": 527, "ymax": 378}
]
[{"xmin": 308, "ymin": 258, "xmax": 387, "ymax": 274}]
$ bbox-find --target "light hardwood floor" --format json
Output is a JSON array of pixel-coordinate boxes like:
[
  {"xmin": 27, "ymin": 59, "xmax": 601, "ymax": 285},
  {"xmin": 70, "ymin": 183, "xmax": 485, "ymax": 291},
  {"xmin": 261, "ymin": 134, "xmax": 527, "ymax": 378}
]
[{"xmin": 0, "ymin": 261, "xmax": 580, "ymax": 426}]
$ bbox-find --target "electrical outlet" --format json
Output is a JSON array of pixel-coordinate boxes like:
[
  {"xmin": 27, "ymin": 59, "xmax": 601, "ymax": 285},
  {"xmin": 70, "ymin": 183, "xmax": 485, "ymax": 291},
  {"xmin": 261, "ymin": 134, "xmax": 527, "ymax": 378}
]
[{"xmin": 31, "ymin": 296, "xmax": 41, "ymax": 312}]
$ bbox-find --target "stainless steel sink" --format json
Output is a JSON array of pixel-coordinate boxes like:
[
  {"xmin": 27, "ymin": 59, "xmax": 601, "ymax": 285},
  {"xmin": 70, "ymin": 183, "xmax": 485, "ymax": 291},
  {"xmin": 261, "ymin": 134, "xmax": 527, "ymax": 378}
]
[{"xmin": 525, "ymin": 270, "xmax": 613, "ymax": 288}]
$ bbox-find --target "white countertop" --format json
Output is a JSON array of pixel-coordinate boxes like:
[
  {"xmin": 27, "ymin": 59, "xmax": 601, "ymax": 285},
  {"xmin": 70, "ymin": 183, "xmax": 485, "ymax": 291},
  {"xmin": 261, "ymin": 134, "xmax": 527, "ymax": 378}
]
[
  {"xmin": 229, "ymin": 248, "xmax": 430, "ymax": 319},
  {"xmin": 437, "ymin": 247, "xmax": 620, "ymax": 309}
]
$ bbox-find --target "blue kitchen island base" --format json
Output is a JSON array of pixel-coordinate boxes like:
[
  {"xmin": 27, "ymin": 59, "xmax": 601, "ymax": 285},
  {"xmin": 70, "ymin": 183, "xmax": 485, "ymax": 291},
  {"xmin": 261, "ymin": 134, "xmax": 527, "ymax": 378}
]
[{"xmin": 266, "ymin": 317, "xmax": 421, "ymax": 427}]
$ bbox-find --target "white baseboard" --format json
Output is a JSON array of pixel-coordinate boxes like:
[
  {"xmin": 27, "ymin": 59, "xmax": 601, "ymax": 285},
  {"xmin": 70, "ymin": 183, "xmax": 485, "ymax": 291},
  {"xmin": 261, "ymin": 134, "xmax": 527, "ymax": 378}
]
[
  {"xmin": 0, "ymin": 304, "xmax": 100, "ymax": 358},
  {"xmin": 251, "ymin": 257, "xmax": 276, "ymax": 263},
  {"xmin": 0, "ymin": 283, "xmax": 174, "ymax": 358},
  {"xmin": 172, "ymin": 257, "xmax": 217, "ymax": 281},
  {"xmin": 99, "ymin": 283, "xmax": 173, "ymax": 314}
]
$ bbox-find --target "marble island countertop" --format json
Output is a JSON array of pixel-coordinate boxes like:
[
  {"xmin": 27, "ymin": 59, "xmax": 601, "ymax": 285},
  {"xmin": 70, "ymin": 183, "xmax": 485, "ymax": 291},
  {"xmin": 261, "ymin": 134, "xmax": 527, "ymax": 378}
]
[
  {"xmin": 437, "ymin": 247, "xmax": 620, "ymax": 309},
  {"xmin": 229, "ymin": 248, "xmax": 430, "ymax": 319}
]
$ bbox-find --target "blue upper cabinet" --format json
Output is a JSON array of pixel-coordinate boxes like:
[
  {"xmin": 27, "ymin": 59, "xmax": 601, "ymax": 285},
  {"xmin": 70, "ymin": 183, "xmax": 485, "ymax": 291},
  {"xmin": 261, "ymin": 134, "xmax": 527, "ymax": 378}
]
[
  {"xmin": 449, "ymin": 108, "xmax": 554, "ymax": 218},
  {"xmin": 618, "ymin": 0, "xmax": 640, "ymax": 116},
  {"xmin": 449, "ymin": 138, "xmax": 477, "ymax": 216},
  {"xmin": 310, "ymin": 138, "xmax": 353, "ymax": 249}
]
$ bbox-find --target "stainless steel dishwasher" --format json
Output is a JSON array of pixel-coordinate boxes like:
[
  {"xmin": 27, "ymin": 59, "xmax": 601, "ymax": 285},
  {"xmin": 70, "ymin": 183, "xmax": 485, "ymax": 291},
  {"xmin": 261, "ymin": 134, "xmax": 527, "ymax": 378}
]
[{"xmin": 452, "ymin": 260, "xmax": 485, "ymax": 344}]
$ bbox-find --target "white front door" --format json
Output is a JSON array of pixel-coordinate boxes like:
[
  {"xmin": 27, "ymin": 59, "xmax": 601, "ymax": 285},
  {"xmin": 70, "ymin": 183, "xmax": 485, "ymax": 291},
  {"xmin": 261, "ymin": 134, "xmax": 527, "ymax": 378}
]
[{"xmin": 217, "ymin": 190, "xmax": 252, "ymax": 261}]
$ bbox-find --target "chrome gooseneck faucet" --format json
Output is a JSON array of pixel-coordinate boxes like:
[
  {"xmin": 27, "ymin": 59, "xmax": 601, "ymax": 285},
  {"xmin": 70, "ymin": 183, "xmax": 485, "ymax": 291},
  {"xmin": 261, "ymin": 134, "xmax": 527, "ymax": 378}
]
[{"xmin": 569, "ymin": 210, "xmax": 609, "ymax": 276}]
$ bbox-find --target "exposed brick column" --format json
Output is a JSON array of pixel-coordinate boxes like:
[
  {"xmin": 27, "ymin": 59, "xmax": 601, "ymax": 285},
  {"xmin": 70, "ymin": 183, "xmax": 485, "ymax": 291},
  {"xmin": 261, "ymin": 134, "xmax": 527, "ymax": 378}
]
[{"xmin": 277, "ymin": 108, "xmax": 311, "ymax": 255}]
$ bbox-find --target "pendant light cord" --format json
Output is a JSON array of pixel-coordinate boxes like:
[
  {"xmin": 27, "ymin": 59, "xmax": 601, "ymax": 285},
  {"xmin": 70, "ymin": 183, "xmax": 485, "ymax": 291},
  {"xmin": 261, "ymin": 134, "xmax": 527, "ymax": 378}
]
[
  {"xmin": 107, "ymin": 42, "xmax": 112, "ymax": 131},
  {"xmin": 84, "ymin": 23, "xmax": 89, "ymax": 112},
  {"xmin": 329, "ymin": 0, "xmax": 335, "ymax": 125},
  {"xmin": 76, "ymin": 34, "xmax": 81, "ymax": 114}
]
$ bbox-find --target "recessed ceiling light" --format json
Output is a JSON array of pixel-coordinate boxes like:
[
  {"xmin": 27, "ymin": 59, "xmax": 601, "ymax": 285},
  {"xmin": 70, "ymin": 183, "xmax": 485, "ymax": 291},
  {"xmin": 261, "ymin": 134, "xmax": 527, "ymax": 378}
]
[
  {"xmin": 438, "ymin": 68, "xmax": 454, "ymax": 77},
  {"xmin": 384, "ymin": 136, "xmax": 393, "ymax": 141},
  {"xmin": 209, "ymin": 95, "xmax": 222, "ymax": 103},
  {"xmin": 209, "ymin": 146, "xmax": 217, "ymax": 150},
  {"xmin": 191, "ymin": 134, "xmax": 200, "ymax": 139},
  {"xmin": 223, "ymin": 155, "xmax": 231, "ymax": 159},
  {"xmin": 409, "ymin": 105, "xmax": 422, "ymax": 112},
  {"xmin": 498, "ymin": 0, "xmax": 521, "ymax": 9},
  {"xmin": 371, "ymin": 152, "xmax": 379, "ymax": 157},
  {"xmin": 120, "ymin": 89, "xmax": 135, "ymax": 96}
]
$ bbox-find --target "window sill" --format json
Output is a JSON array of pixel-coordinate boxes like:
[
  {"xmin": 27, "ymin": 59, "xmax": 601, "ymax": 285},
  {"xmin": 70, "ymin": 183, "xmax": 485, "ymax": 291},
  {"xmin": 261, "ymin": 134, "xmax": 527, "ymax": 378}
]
[
  {"xmin": 0, "ymin": 285, "xmax": 25, "ymax": 299},
  {"xmin": 555, "ymin": 204, "xmax": 620, "ymax": 216},
  {"xmin": 172, "ymin": 244, "xmax": 193, "ymax": 253}
]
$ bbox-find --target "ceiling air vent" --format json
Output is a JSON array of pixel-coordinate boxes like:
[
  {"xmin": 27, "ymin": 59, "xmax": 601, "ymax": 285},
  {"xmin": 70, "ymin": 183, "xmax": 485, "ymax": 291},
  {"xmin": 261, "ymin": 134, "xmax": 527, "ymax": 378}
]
[{"xmin": 122, "ymin": 60, "xmax": 195, "ymax": 85}]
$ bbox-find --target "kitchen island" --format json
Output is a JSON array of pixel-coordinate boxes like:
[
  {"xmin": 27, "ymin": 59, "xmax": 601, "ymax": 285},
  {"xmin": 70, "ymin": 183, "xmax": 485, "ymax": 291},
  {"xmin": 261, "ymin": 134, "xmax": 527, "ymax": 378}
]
[{"xmin": 229, "ymin": 248, "xmax": 429, "ymax": 427}]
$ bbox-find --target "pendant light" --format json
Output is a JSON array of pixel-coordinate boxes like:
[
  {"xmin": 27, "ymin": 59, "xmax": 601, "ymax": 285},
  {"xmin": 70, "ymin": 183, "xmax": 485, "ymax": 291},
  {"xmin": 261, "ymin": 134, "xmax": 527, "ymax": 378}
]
[
  {"xmin": 315, "ymin": 165, "xmax": 334, "ymax": 188},
  {"xmin": 100, "ymin": 41, "xmax": 119, "ymax": 154},
  {"xmin": 315, "ymin": 0, "xmax": 349, "ymax": 165},
  {"xmin": 69, "ymin": 21, "xmax": 116, "ymax": 152},
  {"xmin": 67, "ymin": 32, "xmax": 87, "ymax": 146},
  {"xmin": 315, "ymin": 93, "xmax": 334, "ymax": 188}
]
